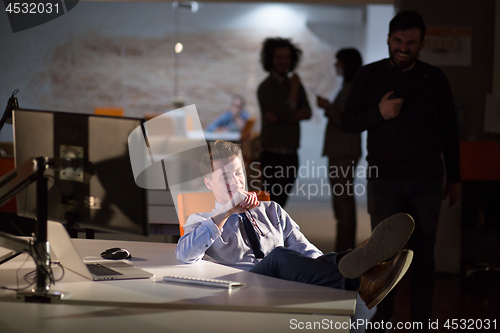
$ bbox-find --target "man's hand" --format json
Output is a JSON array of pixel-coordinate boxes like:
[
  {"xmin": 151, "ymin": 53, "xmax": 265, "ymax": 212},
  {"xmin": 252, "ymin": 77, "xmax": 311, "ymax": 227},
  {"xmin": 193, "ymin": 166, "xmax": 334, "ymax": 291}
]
[
  {"xmin": 443, "ymin": 182, "xmax": 462, "ymax": 207},
  {"xmin": 231, "ymin": 191, "xmax": 259, "ymax": 214},
  {"xmin": 290, "ymin": 73, "xmax": 301, "ymax": 90},
  {"xmin": 316, "ymin": 96, "xmax": 330, "ymax": 109},
  {"xmin": 212, "ymin": 191, "xmax": 259, "ymax": 229},
  {"xmin": 293, "ymin": 107, "xmax": 312, "ymax": 122},
  {"xmin": 264, "ymin": 111, "xmax": 279, "ymax": 123},
  {"xmin": 288, "ymin": 73, "xmax": 301, "ymax": 111},
  {"xmin": 379, "ymin": 91, "xmax": 404, "ymax": 120}
]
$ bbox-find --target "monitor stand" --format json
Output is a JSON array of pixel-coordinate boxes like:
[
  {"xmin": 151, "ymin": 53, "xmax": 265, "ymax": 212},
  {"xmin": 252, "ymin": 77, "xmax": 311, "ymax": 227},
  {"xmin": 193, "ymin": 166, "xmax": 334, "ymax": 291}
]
[{"xmin": 0, "ymin": 157, "xmax": 67, "ymax": 302}]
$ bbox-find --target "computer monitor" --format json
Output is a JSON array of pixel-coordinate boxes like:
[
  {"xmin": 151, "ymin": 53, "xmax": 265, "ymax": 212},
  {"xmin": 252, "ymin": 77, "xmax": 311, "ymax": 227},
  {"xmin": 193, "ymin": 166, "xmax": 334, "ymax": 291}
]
[{"xmin": 12, "ymin": 108, "xmax": 148, "ymax": 236}]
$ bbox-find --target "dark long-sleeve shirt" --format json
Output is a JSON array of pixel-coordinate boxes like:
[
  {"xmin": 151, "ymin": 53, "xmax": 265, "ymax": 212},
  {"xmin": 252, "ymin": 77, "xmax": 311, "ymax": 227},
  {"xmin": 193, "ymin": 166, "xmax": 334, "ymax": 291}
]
[
  {"xmin": 341, "ymin": 59, "xmax": 461, "ymax": 184},
  {"xmin": 322, "ymin": 81, "xmax": 362, "ymax": 159},
  {"xmin": 258, "ymin": 74, "xmax": 311, "ymax": 151}
]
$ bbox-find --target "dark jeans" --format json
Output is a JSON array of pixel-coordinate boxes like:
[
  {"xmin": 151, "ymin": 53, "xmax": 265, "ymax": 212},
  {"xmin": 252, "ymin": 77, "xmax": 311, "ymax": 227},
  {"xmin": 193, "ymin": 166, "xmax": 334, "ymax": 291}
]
[
  {"xmin": 329, "ymin": 157, "xmax": 359, "ymax": 252},
  {"xmin": 250, "ymin": 247, "xmax": 360, "ymax": 291},
  {"xmin": 367, "ymin": 177, "xmax": 443, "ymax": 331},
  {"xmin": 260, "ymin": 151, "xmax": 298, "ymax": 208}
]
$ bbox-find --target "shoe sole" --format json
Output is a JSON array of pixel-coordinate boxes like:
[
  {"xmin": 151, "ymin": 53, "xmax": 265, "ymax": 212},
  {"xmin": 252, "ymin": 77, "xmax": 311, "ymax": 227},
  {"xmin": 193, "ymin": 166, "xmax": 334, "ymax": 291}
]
[
  {"xmin": 365, "ymin": 250, "xmax": 413, "ymax": 309},
  {"xmin": 338, "ymin": 213, "xmax": 414, "ymax": 279}
]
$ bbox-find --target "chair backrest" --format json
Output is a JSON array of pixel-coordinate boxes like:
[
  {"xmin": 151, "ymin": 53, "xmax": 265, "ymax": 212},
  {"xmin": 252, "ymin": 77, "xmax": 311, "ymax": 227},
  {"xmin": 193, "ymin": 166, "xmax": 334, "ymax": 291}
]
[
  {"xmin": 177, "ymin": 191, "xmax": 270, "ymax": 236},
  {"xmin": 94, "ymin": 107, "xmax": 124, "ymax": 117},
  {"xmin": 240, "ymin": 117, "xmax": 256, "ymax": 141},
  {"xmin": 460, "ymin": 141, "xmax": 500, "ymax": 180}
]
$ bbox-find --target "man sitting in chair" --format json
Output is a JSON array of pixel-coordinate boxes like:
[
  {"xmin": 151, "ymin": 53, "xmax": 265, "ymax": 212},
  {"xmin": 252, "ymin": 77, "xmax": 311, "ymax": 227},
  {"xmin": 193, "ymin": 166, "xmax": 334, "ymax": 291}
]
[{"xmin": 176, "ymin": 140, "xmax": 414, "ymax": 309}]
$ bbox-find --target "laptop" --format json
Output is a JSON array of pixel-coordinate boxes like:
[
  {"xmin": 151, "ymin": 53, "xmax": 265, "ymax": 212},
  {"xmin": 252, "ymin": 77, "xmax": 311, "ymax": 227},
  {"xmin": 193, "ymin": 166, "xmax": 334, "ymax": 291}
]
[{"xmin": 47, "ymin": 221, "xmax": 154, "ymax": 281}]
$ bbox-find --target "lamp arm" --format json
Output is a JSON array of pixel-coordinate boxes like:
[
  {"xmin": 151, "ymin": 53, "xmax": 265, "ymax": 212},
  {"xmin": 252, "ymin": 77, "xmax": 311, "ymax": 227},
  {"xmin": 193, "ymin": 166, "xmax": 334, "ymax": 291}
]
[
  {"xmin": 0, "ymin": 157, "xmax": 44, "ymax": 208},
  {"xmin": 0, "ymin": 89, "xmax": 19, "ymax": 133},
  {"xmin": 0, "ymin": 231, "xmax": 31, "ymax": 254}
]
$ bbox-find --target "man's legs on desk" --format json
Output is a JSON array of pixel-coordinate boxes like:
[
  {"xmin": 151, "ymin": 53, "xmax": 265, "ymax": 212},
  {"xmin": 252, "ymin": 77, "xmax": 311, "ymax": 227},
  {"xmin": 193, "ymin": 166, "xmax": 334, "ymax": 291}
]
[
  {"xmin": 250, "ymin": 247, "xmax": 360, "ymax": 290},
  {"xmin": 250, "ymin": 213, "xmax": 415, "ymax": 309}
]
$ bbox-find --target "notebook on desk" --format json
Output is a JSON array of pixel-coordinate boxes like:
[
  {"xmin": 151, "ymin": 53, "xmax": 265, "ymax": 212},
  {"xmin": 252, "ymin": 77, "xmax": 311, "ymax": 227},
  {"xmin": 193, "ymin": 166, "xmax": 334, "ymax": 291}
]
[{"xmin": 47, "ymin": 221, "xmax": 154, "ymax": 281}]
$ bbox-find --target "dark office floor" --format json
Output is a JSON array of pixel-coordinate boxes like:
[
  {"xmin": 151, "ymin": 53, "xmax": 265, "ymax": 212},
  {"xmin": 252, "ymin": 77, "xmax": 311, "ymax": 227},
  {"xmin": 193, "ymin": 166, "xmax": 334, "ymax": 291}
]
[
  {"xmin": 286, "ymin": 193, "xmax": 500, "ymax": 332},
  {"xmin": 388, "ymin": 270, "xmax": 500, "ymax": 332}
]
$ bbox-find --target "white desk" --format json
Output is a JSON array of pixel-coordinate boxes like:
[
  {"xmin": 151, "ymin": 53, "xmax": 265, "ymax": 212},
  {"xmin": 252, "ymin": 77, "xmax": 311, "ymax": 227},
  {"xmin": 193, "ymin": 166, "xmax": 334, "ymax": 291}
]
[
  {"xmin": 0, "ymin": 239, "xmax": 357, "ymax": 332},
  {"xmin": 0, "ymin": 302, "xmax": 351, "ymax": 333}
]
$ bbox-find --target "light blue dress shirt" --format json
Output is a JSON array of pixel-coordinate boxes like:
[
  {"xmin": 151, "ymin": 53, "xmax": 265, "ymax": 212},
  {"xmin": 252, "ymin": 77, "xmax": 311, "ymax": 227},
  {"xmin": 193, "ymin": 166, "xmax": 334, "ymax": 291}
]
[{"xmin": 175, "ymin": 201, "xmax": 323, "ymax": 270}]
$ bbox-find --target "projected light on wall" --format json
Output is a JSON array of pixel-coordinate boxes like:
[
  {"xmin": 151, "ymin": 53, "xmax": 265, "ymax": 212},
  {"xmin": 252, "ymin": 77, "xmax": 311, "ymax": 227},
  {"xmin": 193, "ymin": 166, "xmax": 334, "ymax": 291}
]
[{"xmin": 239, "ymin": 4, "xmax": 306, "ymax": 33}]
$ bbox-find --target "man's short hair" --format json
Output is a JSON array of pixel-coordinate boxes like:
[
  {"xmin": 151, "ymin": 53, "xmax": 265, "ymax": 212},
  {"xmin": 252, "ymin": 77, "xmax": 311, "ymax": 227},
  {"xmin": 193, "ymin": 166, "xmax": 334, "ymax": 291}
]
[
  {"xmin": 260, "ymin": 37, "xmax": 302, "ymax": 73},
  {"xmin": 200, "ymin": 140, "xmax": 242, "ymax": 177},
  {"xmin": 389, "ymin": 10, "xmax": 426, "ymax": 42}
]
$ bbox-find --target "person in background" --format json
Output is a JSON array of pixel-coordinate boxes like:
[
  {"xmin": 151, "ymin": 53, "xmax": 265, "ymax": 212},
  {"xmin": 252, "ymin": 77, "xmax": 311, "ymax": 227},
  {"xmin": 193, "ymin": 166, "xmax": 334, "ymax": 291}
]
[
  {"xmin": 257, "ymin": 37, "xmax": 311, "ymax": 208},
  {"xmin": 206, "ymin": 95, "xmax": 249, "ymax": 132},
  {"xmin": 341, "ymin": 11, "xmax": 461, "ymax": 331},
  {"xmin": 317, "ymin": 48, "xmax": 363, "ymax": 253}
]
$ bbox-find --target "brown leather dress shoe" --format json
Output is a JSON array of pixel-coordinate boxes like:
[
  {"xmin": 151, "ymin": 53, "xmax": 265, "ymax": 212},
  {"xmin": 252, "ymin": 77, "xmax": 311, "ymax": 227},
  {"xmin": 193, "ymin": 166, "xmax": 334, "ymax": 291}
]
[{"xmin": 358, "ymin": 249, "xmax": 413, "ymax": 309}]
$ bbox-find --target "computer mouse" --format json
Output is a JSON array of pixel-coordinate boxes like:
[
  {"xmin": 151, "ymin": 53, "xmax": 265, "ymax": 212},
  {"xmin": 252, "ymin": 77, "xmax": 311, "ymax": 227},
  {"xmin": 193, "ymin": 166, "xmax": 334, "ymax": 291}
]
[{"xmin": 101, "ymin": 247, "xmax": 132, "ymax": 260}]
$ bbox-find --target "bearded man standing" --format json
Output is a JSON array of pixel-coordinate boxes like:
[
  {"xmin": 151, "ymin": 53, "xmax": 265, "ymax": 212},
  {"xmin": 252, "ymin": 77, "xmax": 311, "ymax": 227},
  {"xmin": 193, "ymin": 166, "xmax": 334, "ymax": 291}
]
[{"xmin": 341, "ymin": 10, "xmax": 461, "ymax": 332}]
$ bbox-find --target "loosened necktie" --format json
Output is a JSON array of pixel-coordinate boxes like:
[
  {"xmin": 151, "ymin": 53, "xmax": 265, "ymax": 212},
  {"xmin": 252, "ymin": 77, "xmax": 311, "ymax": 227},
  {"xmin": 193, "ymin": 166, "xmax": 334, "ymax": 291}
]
[{"xmin": 239, "ymin": 213, "xmax": 264, "ymax": 258}]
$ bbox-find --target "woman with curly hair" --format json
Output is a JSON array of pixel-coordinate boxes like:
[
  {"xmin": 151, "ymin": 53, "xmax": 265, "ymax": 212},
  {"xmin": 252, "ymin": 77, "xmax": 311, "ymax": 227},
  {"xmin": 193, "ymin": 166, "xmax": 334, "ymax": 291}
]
[{"xmin": 257, "ymin": 37, "xmax": 311, "ymax": 208}]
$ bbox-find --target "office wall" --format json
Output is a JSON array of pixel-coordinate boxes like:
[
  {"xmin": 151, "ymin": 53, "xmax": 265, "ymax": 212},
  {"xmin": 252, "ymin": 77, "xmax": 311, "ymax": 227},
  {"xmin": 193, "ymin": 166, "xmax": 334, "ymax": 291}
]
[
  {"xmin": 493, "ymin": 0, "xmax": 500, "ymax": 94},
  {"xmin": 398, "ymin": 0, "xmax": 499, "ymax": 142},
  {"xmin": 0, "ymin": 2, "xmax": 396, "ymax": 195},
  {"xmin": 494, "ymin": 0, "xmax": 500, "ymax": 93},
  {"xmin": 0, "ymin": 2, "xmax": 367, "ymax": 141}
]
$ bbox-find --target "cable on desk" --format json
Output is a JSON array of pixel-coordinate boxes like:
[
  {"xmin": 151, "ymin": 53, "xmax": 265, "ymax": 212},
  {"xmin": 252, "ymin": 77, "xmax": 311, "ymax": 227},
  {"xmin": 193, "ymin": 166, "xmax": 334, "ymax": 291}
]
[
  {"xmin": 1, "ymin": 261, "xmax": 65, "ymax": 292},
  {"xmin": 0, "ymin": 253, "xmax": 33, "ymax": 291},
  {"xmin": 0, "ymin": 242, "xmax": 66, "ymax": 292}
]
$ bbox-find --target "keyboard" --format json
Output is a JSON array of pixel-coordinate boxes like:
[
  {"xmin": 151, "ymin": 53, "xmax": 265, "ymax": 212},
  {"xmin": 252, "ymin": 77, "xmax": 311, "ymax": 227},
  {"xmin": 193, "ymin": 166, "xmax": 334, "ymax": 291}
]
[
  {"xmin": 162, "ymin": 275, "xmax": 245, "ymax": 289},
  {"xmin": 87, "ymin": 263, "xmax": 123, "ymax": 276}
]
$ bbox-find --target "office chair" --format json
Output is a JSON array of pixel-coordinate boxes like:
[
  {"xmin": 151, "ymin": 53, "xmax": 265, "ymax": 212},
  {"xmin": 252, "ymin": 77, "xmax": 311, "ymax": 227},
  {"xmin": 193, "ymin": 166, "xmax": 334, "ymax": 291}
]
[
  {"xmin": 94, "ymin": 107, "xmax": 123, "ymax": 117},
  {"xmin": 460, "ymin": 141, "xmax": 500, "ymax": 278},
  {"xmin": 177, "ymin": 191, "xmax": 270, "ymax": 236},
  {"xmin": 239, "ymin": 117, "xmax": 256, "ymax": 141}
]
